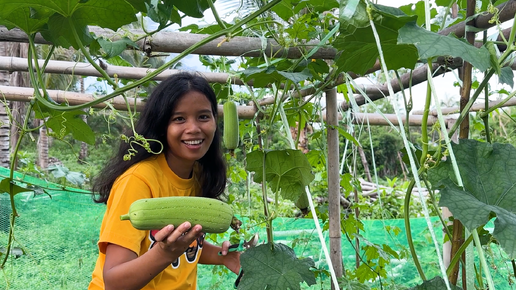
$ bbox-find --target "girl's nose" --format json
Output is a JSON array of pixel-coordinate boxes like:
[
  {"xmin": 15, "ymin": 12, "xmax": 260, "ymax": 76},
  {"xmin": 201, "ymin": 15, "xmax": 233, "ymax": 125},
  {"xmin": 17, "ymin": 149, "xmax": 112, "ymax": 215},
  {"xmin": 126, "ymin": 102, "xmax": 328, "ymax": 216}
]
[{"xmin": 185, "ymin": 120, "xmax": 201, "ymax": 133}]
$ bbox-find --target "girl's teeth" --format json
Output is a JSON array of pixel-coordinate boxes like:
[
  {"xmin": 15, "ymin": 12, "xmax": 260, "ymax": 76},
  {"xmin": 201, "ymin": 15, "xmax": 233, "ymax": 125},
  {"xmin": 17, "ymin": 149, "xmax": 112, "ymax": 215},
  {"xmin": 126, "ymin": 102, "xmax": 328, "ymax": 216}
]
[{"xmin": 184, "ymin": 140, "xmax": 202, "ymax": 145}]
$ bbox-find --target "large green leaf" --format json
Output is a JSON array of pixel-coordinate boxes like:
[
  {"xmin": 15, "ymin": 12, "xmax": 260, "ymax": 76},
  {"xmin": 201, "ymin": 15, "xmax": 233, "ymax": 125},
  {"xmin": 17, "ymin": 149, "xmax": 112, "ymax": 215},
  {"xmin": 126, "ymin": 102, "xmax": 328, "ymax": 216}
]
[
  {"xmin": 271, "ymin": 0, "xmax": 294, "ymax": 21},
  {"xmin": 295, "ymin": 0, "xmax": 339, "ymax": 14},
  {"xmin": 428, "ymin": 140, "xmax": 516, "ymax": 258},
  {"xmin": 170, "ymin": 0, "xmax": 211, "ymax": 18},
  {"xmin": 40, "ymin": 13, "xmax": 94, "ymax": 49},
  {"xmin": 0, "ymin": 0, "xmax": 136, "ymax": 38},
  {"xmin": 34, "ymin": 103, "xmax": 96, "ymax": 145},
  {"xmin": 0, "ymin": 6, "xmax": 54, "ymax": 33},
  {"xmin": 46, "ymin": 111, "xmax": 96, "ymax": 145},
  {"xmin": 238, "ymin": 243, "xmax": 316, "ymax": 290},
  {"xmin": 339, "ymin": 0, "xmax": 370, "ymax": 32},
  {"xmin": 335, "ymin": 1, "xmax": 418, "ymax": 75},
  {"xmin": 246, "ymin": 149, "xmax": 314, "ymax": 201},
  {"xmin": 399, "ymin": 1, "xmax": 437, "ymax": 28},
  {"xmin": 398, "ymin": 22, "xmax": 491, "ymax": 72}
]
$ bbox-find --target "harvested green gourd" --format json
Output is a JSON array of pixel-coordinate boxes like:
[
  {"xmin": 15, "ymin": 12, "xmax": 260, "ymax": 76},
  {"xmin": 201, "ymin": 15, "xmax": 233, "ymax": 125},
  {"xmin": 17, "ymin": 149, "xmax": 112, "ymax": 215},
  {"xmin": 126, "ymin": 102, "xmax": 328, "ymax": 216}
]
[
  {"xmin": 120, "ymin": 196, "xmax": 234, "ymax": 233},
  {"xmin": 223, "ymin": 101, "xmax": 239, "ymax": 150}
]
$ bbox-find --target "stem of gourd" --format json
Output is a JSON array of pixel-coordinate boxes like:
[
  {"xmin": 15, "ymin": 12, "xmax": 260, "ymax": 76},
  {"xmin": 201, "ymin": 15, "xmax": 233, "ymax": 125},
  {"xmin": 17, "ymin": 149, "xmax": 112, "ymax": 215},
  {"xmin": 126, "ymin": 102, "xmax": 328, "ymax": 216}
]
[
  {"xmin": 366, "ymin": 1, "xmax": 452, "ymax": 288},
  {"xmin": 0, "ymin": 94, "xmax": 34, "ymax": 268},
  {"xmin": 31, "ymin": 0, "xmax": 283, "ymax": 112}
]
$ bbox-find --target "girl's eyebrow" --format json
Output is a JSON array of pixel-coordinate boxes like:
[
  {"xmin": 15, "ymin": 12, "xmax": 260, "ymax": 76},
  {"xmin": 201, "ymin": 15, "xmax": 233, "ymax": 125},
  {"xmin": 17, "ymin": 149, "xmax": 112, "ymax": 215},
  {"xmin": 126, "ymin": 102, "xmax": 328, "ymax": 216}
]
[{"xmin": 172, "ymin": 109, "xmax": 213, "ymax": 115}]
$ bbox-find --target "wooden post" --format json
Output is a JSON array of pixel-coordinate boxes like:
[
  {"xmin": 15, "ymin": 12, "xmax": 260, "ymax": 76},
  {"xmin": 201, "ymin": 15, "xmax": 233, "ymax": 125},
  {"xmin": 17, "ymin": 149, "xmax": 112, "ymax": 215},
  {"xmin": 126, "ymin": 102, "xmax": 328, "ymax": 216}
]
[
  {"xmin": 443, "ymin": 118, "xmax": 459, "ymax": 269},
  {"xmin": 326, "ymin": 88, "xmax": 343, "ymax": 287}
]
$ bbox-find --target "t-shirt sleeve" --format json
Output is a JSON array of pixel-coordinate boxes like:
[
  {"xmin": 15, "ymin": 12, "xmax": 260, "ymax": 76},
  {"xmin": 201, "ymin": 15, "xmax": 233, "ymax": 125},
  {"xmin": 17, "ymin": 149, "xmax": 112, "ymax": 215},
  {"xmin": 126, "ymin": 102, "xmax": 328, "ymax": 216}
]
[{"xmin": 98, "ymin": 175, "xmax": 152, "ymax": 256}]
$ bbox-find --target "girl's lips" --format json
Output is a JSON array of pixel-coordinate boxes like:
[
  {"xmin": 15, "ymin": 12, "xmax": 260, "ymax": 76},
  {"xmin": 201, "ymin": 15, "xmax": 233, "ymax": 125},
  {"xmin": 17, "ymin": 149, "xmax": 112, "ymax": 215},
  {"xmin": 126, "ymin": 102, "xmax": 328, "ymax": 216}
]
[
  {"xmin": 183, "ymin": 139, "xmax": 204, "ymax": 145},
  {"xmin": 182, "ymin": 140, "xmax": 204, "ymax": 149}
]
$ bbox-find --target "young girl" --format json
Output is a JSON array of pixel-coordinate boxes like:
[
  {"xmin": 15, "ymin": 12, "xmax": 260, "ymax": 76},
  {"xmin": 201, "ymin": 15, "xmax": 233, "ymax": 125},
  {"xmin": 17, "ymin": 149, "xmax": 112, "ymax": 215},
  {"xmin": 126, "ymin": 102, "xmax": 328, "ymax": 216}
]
[{"xmin": 88, "ymin": 72, "xmax": 240, "ymax": 290}]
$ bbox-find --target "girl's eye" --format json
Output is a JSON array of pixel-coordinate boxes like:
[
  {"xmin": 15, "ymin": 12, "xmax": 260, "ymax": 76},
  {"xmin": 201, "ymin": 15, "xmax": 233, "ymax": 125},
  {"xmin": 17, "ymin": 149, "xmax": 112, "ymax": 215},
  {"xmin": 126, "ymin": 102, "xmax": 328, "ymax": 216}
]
[
  {"xmin": 172, "ymin": 116, "xmax": 185, "ymax": 122},
  {"xmin": 199, "ymin": 115, "xmax": 211, "ymax": 120}
]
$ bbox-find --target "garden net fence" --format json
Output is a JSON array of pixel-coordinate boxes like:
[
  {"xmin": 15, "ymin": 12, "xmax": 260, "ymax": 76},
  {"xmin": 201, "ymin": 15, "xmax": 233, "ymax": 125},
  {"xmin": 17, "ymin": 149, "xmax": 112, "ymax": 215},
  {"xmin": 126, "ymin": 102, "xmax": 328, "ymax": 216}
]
[{"xmin": 1, "ymin": 166, "xmax": 513, "ymax": 290}]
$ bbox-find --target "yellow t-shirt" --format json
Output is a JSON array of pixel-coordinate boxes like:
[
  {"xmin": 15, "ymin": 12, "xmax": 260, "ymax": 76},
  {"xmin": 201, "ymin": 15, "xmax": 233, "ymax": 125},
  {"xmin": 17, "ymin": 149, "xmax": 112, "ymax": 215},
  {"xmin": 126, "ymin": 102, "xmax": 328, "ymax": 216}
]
[{"xmin": 88, "ymin": 153, "xmax": 203, "ymax": 290}]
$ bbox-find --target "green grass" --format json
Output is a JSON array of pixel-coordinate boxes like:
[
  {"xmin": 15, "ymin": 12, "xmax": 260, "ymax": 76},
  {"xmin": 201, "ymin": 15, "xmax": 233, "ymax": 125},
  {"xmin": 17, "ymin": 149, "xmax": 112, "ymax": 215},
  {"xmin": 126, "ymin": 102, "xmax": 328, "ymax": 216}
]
[{"xmin": 2, "ymin": 190, "xmax": 514, "ymax": 289}]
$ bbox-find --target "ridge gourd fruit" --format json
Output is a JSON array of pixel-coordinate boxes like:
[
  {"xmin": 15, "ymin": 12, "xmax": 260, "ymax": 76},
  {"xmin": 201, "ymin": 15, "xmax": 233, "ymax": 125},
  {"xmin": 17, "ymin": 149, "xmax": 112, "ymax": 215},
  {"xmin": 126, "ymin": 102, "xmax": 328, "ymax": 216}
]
[
  {"xmin": 223, "ymin": 101, "xmax": 239, "ymax": 150},
  {"xmin": 120, "ymin": 196, "xmax": 234, "ymax": 233}
]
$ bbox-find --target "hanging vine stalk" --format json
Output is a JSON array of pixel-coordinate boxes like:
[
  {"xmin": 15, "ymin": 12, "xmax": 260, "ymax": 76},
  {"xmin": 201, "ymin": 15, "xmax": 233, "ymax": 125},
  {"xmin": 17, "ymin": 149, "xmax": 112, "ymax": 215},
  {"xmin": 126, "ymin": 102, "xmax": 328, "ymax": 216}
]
[
  {"xmin": 366, "ymin": 1, "xmax": 452, "ymax": 289},
  {"xmin": 1, "ymin": 104, "xmax": 34, "ymax": 268},
  {"xmin": 26, "ymin": 0, "xmax": 283, "ymax": 113}
]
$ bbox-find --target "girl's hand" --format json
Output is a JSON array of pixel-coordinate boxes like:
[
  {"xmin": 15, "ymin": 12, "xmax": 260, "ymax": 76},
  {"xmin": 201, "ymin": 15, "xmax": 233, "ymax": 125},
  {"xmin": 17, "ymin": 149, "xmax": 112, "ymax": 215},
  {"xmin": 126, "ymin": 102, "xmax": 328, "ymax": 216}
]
[
  {"xmin": 153, "ymin": 222, "xmax": 203, "ymax": 260},
  {"xmin": 219, "ymin": 240, "xmax": 241, "ymax": 274}
]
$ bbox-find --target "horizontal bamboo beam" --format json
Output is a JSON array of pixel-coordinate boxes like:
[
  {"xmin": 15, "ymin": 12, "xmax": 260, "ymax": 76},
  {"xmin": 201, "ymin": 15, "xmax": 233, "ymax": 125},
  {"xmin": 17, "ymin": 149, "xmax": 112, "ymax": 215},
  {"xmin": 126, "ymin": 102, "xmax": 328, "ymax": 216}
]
[
  {"xmin": 348, "ymin": 112, "xmax": 440, "ymax": 126},
  {"xmin": 412, "ymin": 98, "xmax": 516, "ymax": 116},
  {"xmin": 0, "ymin": 85, "xmax": 257, "ymax": 118},
  {"xmin": 0, "ymin": 26, "xmax": 337, "ymax": 60},
  {"xmin": 259, "ymin": 0, "xmax": 516, "ymax": 108},
  {"xmin": 0, "ymin": 85, "xmax": 446, "ymax": 126},
  {"xmin": 0, "ymin": 85, "xmax": 146, "ymax": 111},
  {"xmin": 1, "ymin": 1, "xmax": 514, "ymax": 62},
  {"xmin": 0, "ymin": 56, "xmax": 244, "ymax": 85}
]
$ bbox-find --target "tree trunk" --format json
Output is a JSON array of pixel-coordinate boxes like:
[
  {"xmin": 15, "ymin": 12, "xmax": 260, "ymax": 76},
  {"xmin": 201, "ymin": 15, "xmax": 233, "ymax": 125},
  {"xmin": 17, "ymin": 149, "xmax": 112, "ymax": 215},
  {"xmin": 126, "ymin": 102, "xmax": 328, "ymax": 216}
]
[
  {"xmin": 0, "ymin": 42, "xmax": 11, "ymax": 168},
  {"xmin": 326, "ymin": 88, "xmax": 343, "ymax": 289},
  {"xmin": 358, "ymin": 146, "xmax": 372, "ymax": 182},
  {"xmin": 448, "ymin": 0, "xmax": 476, "ymax": 287},
  {"xmin": 37, "ymin": 120, "xmax": 49, "ymax": 169},
  {"xmin": 289, "ymin": 122, "xmax": 310, "ymax": 154},
  {"xmin": 78, "ymin": 77, "xmax": 88, "ymax": 164},
  {"xmin": 8, "ymin": 43, "xmax": 28, "ymax": 169}
]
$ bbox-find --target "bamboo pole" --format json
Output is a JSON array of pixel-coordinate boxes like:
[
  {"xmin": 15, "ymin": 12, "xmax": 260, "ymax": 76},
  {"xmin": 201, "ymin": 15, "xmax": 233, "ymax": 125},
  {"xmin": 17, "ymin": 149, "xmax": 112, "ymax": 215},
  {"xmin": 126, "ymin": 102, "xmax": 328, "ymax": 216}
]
[
  {"xmin": 0, "ymin": 85, "xmax": 258, "ymax": 117},
  {"xmin": 0, "ymin": 26, "xmax": 337, "ymax": 60},
  {"xmin": 449, "ymin": 0, "xmax": 476, "ymax": 287},
  {"xmin": 325, "ymin": 88, "xmax": 343, "ymax": 287},
  {"xmin": 0, "ymin": 56, "xmax": 244, "ymax": 85},
  {"xmin": 3, "ymin": 85, "xmax": 513, "ymax": 126},
  {"xmin": 412, "ymin": 98, "xmax": 516, "ymax": 116},
  {"xmin": 1, "ymin": 1, "xmax": 514, "ymax": 61}
]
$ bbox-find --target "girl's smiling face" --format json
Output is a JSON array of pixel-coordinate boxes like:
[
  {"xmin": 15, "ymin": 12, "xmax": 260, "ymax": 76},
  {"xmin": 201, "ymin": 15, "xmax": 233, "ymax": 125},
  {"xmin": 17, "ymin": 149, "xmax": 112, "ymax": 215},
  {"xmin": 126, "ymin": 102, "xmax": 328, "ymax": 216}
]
[{"xmin": 165, "ymin": 90, "xmax": 217, "ymax": 178}]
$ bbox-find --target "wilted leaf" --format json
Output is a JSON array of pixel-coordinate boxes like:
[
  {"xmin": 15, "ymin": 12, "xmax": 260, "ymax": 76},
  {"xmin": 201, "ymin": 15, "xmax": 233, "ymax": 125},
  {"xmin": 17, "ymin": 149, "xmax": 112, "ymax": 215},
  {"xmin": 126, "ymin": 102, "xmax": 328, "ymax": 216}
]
[
  {"xmin": 408, "ymin": 276, "xmax": 462, "ymax": 290},
  {"xmin": 499, "ymin": 66, "xmax": 514, "ymax": 88},
  {"xmin": 0, "ymin": 179, "xmax": 32, "ymax": 196},
  {"xmin": 97, "ymin": 37, "xmax": 139, "ymax": 59},
  {"xmin": 428, "ymin": 140, "xmax": 516, "ymax": 258},
  {"xmin": 338, "ymin": 276, "xmax": 371, "ymax": 290},
  {"xmin": 238, "ymin": 243, "xmax": 316, "ymax": 290},
  {"xmin": 240, "ymin": 66, "xmax": 313, "ymax": 88}
]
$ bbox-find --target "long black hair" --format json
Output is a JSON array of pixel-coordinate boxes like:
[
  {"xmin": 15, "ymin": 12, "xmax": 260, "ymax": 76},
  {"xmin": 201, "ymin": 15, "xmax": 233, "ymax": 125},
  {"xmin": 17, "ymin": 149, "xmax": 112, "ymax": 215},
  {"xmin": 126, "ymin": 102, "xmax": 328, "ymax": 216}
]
[{"xmin": 92, "ymin": 72, "xmax": 227, "ymax": 204}]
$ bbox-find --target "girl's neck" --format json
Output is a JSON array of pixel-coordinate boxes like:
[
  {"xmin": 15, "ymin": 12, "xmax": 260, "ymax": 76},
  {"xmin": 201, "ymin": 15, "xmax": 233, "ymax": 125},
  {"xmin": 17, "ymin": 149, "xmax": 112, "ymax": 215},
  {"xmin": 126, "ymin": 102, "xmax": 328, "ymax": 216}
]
[{"xmin": 165, "ymin": 155, "xmax": 194, "ymax": 179}]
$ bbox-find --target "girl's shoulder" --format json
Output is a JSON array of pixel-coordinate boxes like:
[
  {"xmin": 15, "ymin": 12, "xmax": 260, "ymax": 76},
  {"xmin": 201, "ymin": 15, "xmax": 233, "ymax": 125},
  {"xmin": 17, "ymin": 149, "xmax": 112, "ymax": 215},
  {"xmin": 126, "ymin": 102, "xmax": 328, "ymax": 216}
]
[{"xmin": 120, "ymin": 154, "xmax": 162, "ymax": 179}]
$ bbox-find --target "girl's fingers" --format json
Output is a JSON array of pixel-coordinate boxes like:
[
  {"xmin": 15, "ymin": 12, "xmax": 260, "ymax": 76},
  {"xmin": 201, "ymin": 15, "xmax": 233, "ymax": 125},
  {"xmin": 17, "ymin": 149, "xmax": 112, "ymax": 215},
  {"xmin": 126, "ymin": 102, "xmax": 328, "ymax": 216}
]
[
  {"xmin": 220, "ymin": 240, "xmax": 231, "ymax": 255},
  {"xmin": 153, "ymin": 224, "xmax": 175, "ymax": 242},
  {"xmin": 154, "ymin": 222, "xmax": 193, "ymax": 242}
]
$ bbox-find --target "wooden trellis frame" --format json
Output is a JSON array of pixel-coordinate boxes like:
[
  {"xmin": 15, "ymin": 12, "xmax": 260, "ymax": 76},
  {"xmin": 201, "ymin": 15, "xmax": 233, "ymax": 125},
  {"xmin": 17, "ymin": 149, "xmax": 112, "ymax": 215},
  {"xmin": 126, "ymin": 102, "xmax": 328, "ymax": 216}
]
[{"xmin": 1, "ymin": 1, "xmax": 516, "ymax": 285}]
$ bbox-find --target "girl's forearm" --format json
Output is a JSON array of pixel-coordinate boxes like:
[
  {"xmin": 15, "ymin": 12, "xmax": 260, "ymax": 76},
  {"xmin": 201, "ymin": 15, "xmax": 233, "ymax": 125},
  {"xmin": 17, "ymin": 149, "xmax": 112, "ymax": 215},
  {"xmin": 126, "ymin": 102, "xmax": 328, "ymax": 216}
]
[
  {"xmin": 103, "ymin": 245, "xmax": 179, "ymax": 290},
  {"xmin": 199, "ymin": 241, "xmax": 224, "ymax": 265}
]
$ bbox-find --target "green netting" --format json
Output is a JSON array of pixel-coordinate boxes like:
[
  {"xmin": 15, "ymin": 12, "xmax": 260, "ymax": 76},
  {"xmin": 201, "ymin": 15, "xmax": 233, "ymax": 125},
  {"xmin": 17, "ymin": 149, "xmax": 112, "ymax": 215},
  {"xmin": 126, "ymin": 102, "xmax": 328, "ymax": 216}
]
[{"xmin": 1, "ymin": 167, "xmax": 514, "ymax": 290}]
